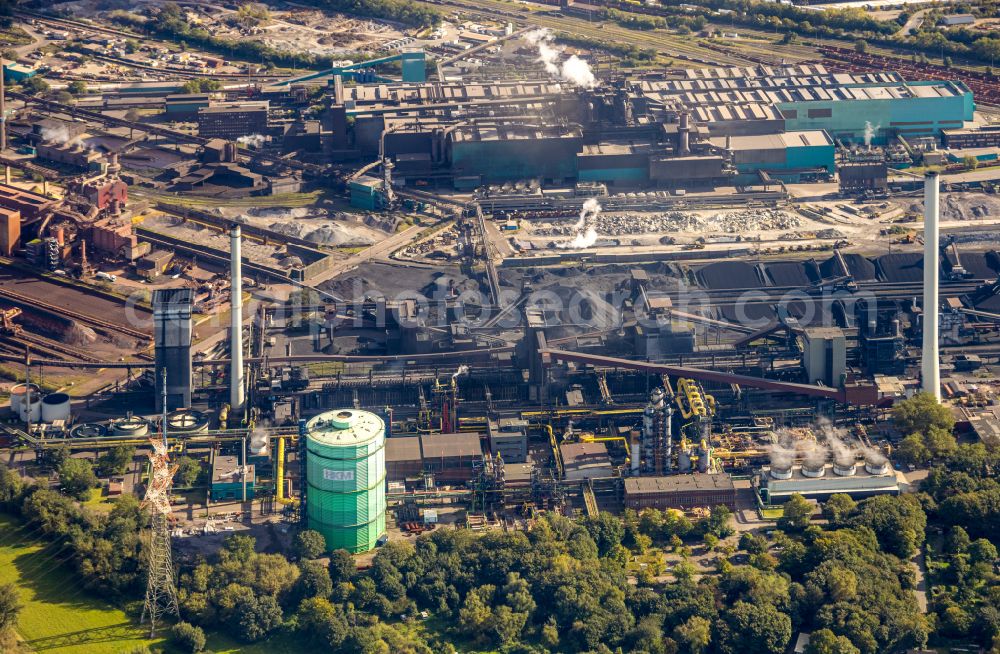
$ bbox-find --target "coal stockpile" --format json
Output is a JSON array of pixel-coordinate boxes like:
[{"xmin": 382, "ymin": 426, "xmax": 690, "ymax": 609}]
[
  {"xmin": 957, "ymin": 251, "xmax": 1000, "ymax": 280},
  {"xmin": 717, "ymin": 298, "xmax": 835, "ymax": 327},
  {"xmin": 717, "ymin": 302, "xmax": 776, "ymax": 324},
  {"xmin": 696, "ymin": 261, "xmax": 763, "ymax": 290},
  {"xmin": 840, "ymin": 254, "xmax": 878, "ymax": 282},
  {"xmin": 876, "ymin": 253, "xmax": 924, "ymax": 283},
  {"xmin": 765, "ymin": 262, "xmax": 813, "ymax": 287}
]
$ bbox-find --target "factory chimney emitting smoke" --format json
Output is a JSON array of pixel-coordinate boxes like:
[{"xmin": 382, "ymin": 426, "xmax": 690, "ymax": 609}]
[
  {"xmin": 922, "ymin": 172, "xmax": 941, "ymax": 400},
  {"xmin": 230, "ymin": 225, "xmax": 245, "ymax": 412}
]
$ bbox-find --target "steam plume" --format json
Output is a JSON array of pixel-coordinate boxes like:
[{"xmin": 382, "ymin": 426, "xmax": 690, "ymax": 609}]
[
  {"xmin": 237, "ymin": 134, "xmax": 266, "ymax": 148},
  {"xmin": 863, "ymin": 121, "xmax": 880, "ymax": 148},
  {"xmin": 523, "ymin": 28, "xmax": 596, "ymax": 88},
  {"xmin": 561, "ymin": 199, "xmax": 601, "ymax": 249}
]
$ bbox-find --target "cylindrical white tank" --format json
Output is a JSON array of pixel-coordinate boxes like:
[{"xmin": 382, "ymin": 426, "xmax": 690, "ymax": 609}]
[
  {"xmin": 111, "ymin": 415, "xmax": 150, "ymax": 437},
  {"xmin": 769, "ymin": 465, "xmax": 793, "ymax": 480},
  {"xmin": 41, "ymin": 392, "xmax": 72, "ymax": 423},
  {"xmin": 19, "ymin": 391, "xmax": 41, "ymax": 423},
  {"xmin": 10, "ymin": 383, "xmax": 40, "ymax": 416},
  {"xmin": 71, "ymin": 422, "xmax": 107, "ymax": 439},
  {"xmin": 166, "ymin": 409, "xmax": 210, "ymax": 435}
]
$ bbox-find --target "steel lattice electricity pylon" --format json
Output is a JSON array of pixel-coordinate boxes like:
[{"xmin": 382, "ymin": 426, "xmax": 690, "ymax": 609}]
[{"xmin": 140, "ymin": 373, "xmax": 180, "ymax": 636}]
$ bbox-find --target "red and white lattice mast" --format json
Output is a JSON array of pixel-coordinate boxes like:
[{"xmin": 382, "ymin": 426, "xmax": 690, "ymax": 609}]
[{"xmin": 140, "ymin": 371, "xmax": 180, "ymax": 636}]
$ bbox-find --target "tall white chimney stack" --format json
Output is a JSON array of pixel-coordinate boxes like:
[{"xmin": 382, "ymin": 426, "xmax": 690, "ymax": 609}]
[
  {"xmin": 922, "ymin": 172, "xmax": 941, "ymax": 401},
  {"xmin": 230, "ymin": 225, "xmax": 245, "ymax": 412}
]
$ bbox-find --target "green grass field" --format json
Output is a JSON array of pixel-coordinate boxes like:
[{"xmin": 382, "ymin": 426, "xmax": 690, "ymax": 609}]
[
  {"xmin": 0, "ymin": 513, "xmax": 308, "ymax": 654},
  {"xmin": 0, "ymin": 513, "xmax": 166, "ymax": 654}
]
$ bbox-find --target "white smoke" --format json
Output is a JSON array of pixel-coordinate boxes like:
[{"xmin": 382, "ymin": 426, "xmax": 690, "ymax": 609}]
[
  {"xmin": 561, "ymin": 55, "xmax": 596, "ymax": 89},
  {"xmin": 863, "ymin": 121, "xmax": 880, "ymax": 148},
  {"xmin": 451, "ymin": 365, "xmax": 468, "ymax": 380},
  {"xmin": 561, "ymin": 199, "xmax": 602, "ymax": 249},
  {"xmin": 237, "ymin": 134, "xmax": 266, "ymax": 148},
  {"xmin": 573, "ymin": 198, "xmax": 601, "ymax": 230},
  {"xmin": 40, "ymin": 123, "xmax": 80, "ymax": 146},
  {"xmin": 523, "ymin": 28, "xmax": 596, "ymax": 88}
]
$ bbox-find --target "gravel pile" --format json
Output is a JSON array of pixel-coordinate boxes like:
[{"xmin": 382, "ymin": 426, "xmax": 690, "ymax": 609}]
[{"xmin": 533, "ymin": 208, "xmax": 799, "ymax": 236}]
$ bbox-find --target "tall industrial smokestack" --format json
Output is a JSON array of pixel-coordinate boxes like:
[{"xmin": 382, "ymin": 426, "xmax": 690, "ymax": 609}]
[
  {"xmin": 678, "ymin": 112, "xmax": 691, "ymax": 156},
  {"xmin": 230, "ymin": 225, "xmax": 245, "ymax": 412},
  {"xmin": 1, "ymin": 53, "xmax": 6, "ymax": 152},
  {"xmin": 922, "ymin": 172, "xmax": 941, "ymax": 400}
]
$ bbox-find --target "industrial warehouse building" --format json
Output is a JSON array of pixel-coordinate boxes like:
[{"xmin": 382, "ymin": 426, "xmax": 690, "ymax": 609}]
[
  {"xmin": 760, "ymin": 462, "xmax": 903, "ymax": 504},
  {"xmin": 419, "ymin": 432, "xmax": 483, "ymax": 482},
  {"xmin": 711, "ymin": 131, "xmax": 835, "ymax": 182},
  {"xmin": 561, "ymin": 442, "xmax": 614, "ymax": 481},
  {"xmin": 385, "ymin": 436, "xmax": 423, "ymax": 480},
  {"xmin": 210, "ymin": 455, "xmax": 255, "ymax": 501},
  {"xmin": 359, "ymin": 65, "xmax": 971, "ymax": 190},
  {"xmin": 624, "ymin": 473, "xmax": 738, "ymax": 510},
  {"xmin": 197, "ymin": 101, "xmax": 270, "ymax": 139}
]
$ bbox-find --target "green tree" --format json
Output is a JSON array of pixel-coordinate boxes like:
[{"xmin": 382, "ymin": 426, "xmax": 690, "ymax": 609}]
[
  {"xmin": 328, "ymin": 548, "xmax": 355, "ymax": 583},
  {"xmin": 235, "ymin": 594, "xmax": 283, "ymax": 642},
  {"xmin": 21, "ymin": 76, "xmax": 49, "ymax": 95},
  {"xmin": 541, "ymin": 617, "xmax": 560, "ymax": 648},
  {"xmin": 295, "ymin": 560, "xmax": 333, "ymax": 601},
  {"xmin": 296, "ymin": 597, "xmax": 348, "ymax": 648},
  {"xmin": 170, "ymin": 621, "xmax": 206, "ymax": 653},
  {"xmin": 964, "ymin": 155, "xmax": 980, "ymax": 170},
  {"xmin": 582, "ymin": 511, "xmax": 625, "ymax": 556},
  {"xmin": 0, "ymin": 582, "xmax": 22, "ymax": 635},
  {"xmin": 96, "ymin": 445, "xmax": 135, "ymax": 477},
  {"xmin": 822, "ymin": 494, "xmax": 857, "ymax": 526},
  {"xmin": 222, "ymin": 534, "xmax": 256, "ymax": 561},
  {"xmin": 805, "ymin": 628, "xmax": 861, "ymax": 654},
  {"xmin": 294, "ymin": 529, "xmax": 327, "ymax": 559},
  {"xmin": 674, "ymin": 614, "xmax": 712, "ymax": 653},
  {"xmin": 854, "ymin": 39, "xmax": 867, "ymax": 53},
  {"xmin": 58, "ymin": 457, "xmax": 97, "ymax": 500},
  {"xmin": 491, "ymin": 604, "xmax": 527, "ymax": 645},
  {"xmin": 67, "ymin": 80, "xmax": 87, "ymax": 95},
  {"xmin": 778, "ymin": 494, "xmax": 814, "ymax": 532},
  {"xmin": 850, "ymin": 494, "xmax": 926, "ymax": 558},
  {"xmin": 0, "ymin": 464, "xmax": 24, "ymax": 510},
  {"xmin": 893, "ymin": 392, "xmax": 955, "ymax": 434},
  {"xmin": 897, "ymin": 433, "xmax": 931, "ymax": 466},
  {"xmin": 458, "ymin": 586, "xmax": 494, "ymax": 638},
  {"xmin": 174, "ymin": 456, "xmax": 201, "ymax": 487},
  {"xmin": 716, "ymin": 600, "xmax": 791, "ymax": 654},
  {"xmin": 740, "ymin": 532, "xmax": 768, "ymax": 555},
  {"xmin": 44, "ymin": 445, "xmax": 70, "ymax": 471}
]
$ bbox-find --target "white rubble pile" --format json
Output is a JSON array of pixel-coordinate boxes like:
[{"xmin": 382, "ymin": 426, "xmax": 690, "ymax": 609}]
[{"xmin": 533, "ymin": 209, "xmax": 799, "ymax": 237}]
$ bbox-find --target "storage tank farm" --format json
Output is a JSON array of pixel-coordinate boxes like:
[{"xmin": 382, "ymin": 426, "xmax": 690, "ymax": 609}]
[{"xmin": 304, "ymin": 409, "xmax": 387, "ymax": 554}]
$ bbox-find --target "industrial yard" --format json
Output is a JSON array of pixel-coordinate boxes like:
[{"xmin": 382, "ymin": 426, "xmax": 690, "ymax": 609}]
[{"xmin": 0, "ymin": 0, "xmax": 998, "ymax": 651}]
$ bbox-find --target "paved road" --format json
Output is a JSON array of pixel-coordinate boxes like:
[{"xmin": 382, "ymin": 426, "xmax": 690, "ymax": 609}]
[
  {"xmin": 912, "ymin": 548, "xmax": 929, "ymax": 612},
  {"xmin": 896, "ymin": 9, "xmax": 928, "ymax": 37}
]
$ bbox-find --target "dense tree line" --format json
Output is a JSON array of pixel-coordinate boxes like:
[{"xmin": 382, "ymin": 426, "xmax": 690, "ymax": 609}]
[
  {"xmin": 919, "ymin": 445, "xmax": 1000, "ymax": 651},
  {"xmin": 307, "ymin": 0, "xmax": 440, "ymax": 28},
  {"xmin": 0, "ymin": 425, "xmax": 995, "ymax": 653},
  {"xmin": 0, "ymin": 464, "xmax": 146, "ymax": 596}
]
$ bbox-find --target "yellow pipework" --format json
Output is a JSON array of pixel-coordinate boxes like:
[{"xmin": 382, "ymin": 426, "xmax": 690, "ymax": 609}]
[
  {"xmin": 546, "ymin": 424, "xmax": 563, "ymax": 478},
  {"xmin": 275, "ymin": 436, "xmax": 298, "ymax": 505},
  {"xmin": 276, "ymin": 437, "xmax": 285, "ymax": 502}
]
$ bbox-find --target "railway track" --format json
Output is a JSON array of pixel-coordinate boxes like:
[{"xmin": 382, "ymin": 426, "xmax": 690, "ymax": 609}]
[
  {"xmin": 1, "ymin": 331, "xmax": 105, "ymax": 362},
  {"xmin": 0, "ymin": 287, "xmax": 150, "ymax": 342},
  {"xmin": 16, "ymin": 10, "xmax": 147, "ymax": 41}
]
